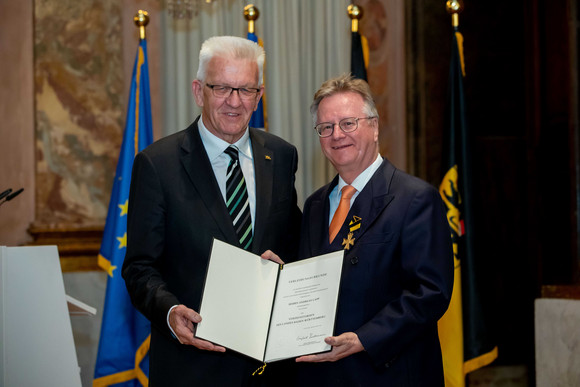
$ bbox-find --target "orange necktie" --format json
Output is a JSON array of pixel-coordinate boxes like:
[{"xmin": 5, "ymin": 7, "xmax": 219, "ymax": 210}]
[{"xmin": 329, "ymin": 185, "xmax": 357, "ymax": 243}]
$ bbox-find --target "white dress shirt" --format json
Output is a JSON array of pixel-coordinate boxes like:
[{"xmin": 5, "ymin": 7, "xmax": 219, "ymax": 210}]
[
  {"xmin": 197, "ymin": 116, "xmax": 256, "ymax": 230},
  {"xmin": 328, "ymin": 154, "xmax": 383, "ymax": 225}
]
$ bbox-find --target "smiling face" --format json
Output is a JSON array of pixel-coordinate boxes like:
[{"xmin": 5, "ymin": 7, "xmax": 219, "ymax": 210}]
[
  {"xmin": 317, "ymin": 91, "xmax": 379, "ymax": 183},
  {"xmin": 192, "ymin": 56, "xmax": 264, "ymax": 144}
]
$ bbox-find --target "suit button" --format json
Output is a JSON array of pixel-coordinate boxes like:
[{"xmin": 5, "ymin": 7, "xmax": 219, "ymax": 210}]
[{"xmin": 350, "ymin": 256, "xmax": 359, "ymax": 265}]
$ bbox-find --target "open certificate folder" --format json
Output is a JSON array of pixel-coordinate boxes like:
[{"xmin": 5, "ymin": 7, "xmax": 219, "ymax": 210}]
[{"xmin": 195, "ymin": 239, "xmax": 344, "ymax": 363}]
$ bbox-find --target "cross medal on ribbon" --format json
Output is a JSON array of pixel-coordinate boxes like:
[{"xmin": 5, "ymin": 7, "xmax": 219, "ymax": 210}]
[{"xmin": 342, "ymin": 215, "xmax": 362, "ymax": 250}]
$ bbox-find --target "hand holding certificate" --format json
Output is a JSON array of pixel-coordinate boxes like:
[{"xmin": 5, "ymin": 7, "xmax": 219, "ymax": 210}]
[{"xmin": 195, "ymin": 239, "xmax": 344, "ymax": 363}]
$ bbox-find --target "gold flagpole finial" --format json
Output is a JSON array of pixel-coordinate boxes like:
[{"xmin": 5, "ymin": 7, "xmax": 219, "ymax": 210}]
[
  {"xmin": 134, "ymin": 10, "xmax": 150, "ymax": 40},
  {"xmin": 243, "ymin": 4, "xmax": 260, "ymax": 34},
  {"xmin": 347, "ymin": 4, "xmax": 364, "ymax": 33},
  {"xmin": 446, "ymin": 0, "xmax": 463, "ymax": 28}
]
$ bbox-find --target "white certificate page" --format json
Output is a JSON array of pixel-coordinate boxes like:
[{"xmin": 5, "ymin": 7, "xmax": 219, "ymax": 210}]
[
  {"xmin": 264, "ymin": 250, "xmax": 344, "ymax": 362},
  {"xmin": 195, "ymin": 239, "xmax": 279, "ymax": 362}
]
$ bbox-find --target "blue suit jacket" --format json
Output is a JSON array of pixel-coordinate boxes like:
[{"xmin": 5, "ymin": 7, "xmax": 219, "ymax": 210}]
[{"xmin": 297, "ymin": 159, "xmax": 453, "ymax": 386}]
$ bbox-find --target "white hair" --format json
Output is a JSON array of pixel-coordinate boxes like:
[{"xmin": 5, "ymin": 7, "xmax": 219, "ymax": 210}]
[{"xmin": 196, "ymin": 36, "xmax": 265, "ymax": 84}]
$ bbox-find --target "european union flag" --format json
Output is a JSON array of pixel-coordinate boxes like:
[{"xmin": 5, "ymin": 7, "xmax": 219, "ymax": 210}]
[
  {"xmin": 247, "ymin": 32, "xmax": 265, "ymax": 129},
  {"xmin": 94, "ymin": 37, "xmax": 153, "ymax": 387}
]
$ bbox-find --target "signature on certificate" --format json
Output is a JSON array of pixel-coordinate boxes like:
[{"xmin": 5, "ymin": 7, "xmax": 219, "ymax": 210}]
[{"xmin": 296, "ymin": 332, "xmax": 326, "ymax": 342}]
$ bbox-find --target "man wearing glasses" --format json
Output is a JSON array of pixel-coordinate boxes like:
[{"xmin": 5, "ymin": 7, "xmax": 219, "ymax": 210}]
[
  {"xmin": 294, "ymin": 74, "xmax": 453, "ymax": 386},
  {"xmin": 123, "ymin": 36, "xmax": 301, "ymax": 386}
]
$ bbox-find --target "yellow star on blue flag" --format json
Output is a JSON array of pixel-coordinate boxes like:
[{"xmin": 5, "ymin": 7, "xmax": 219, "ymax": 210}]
[
  {"xmin": 119, "ymin": 199, "xmax": 129, "ymax": 216},
  {"xmin": 117, "ymin": 233, "xmax": 127, "ymax": 249}
]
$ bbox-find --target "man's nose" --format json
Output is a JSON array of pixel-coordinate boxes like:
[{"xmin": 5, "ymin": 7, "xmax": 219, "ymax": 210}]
[
  {"xmin": 330, "ymin": 124, "xmax": 346, "ymax": 139},
  {"xmin": 225, "ymin": 89, "xmax": 243, "ymax": 107}
]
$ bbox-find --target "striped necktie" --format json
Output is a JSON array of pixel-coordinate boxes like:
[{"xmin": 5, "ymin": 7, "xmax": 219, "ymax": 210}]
[{"xmin": 224, "ymin": 146, "xmax": 253, "ymax": 250}]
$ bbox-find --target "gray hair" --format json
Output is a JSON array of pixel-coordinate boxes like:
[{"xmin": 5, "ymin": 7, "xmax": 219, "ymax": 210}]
[
  {"xmin": 310, "ymin": 73, "xmax": 379, "ymax": 123},
  {"xmin": 196, "ymin": 36, "xmax": 265, "ymax": 84}
]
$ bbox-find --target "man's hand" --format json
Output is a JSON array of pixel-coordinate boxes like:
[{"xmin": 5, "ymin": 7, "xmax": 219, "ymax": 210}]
[
  {"xmin": 168, "ymin": 304, "xmax": 226, "ymax": 352},
  {"xmin": 295, "ymin": 332, "xmax": 364, "ymax": 363},
  {"xmin": 261, "ymin": 250, "xmax": 285, "ymax": 265}
]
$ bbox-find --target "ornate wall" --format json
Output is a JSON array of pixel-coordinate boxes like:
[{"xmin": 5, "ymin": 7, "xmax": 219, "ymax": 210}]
[
  {"xmin": 25, "ymin": 0, "xmax": 162, "ymax": 270},
  {"xmin": 34, "ymin": 0, "xmax": 124, "ymax": 226},
  {"xmin": 358, "ymin": 0, "xmax": 407, "ymax": 170}
]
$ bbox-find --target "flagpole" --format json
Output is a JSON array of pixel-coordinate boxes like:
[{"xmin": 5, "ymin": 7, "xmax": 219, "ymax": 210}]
[
  {"xmin": 446, "ymin": 0, "xmax": 463, "ymax": 28},
  {"xmin": 244, "ymin": 4, "xmax": 268, "ymax": 130},
  {"xmin": 446, "ymin": 0, "xmax": 466, "ymax": 76},
  {"xmin": 347, "ymin": 4, "xmax": 363, "ymax": 33},
  {"xmin": 347, "ymin": 4, "xmax": 368, "ymax": 81},
  {"xmin": 134, "ymin": 10, "xmax": 149, "ymax": 40},
  {"xmin": 243, "ymin": 4, "xmax": 259, "ymax": 34}
]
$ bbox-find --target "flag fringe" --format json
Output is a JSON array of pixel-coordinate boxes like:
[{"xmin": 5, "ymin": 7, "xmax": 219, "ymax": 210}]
[
  {"xmin": 464, "ymin": 346, "xmax": 498, "ymax": 375},
  {"xmin": 93, "ymin": 335, "xmax": 150, "ymax": 387},
  {"xmin": 97, "ymin": 254, "xmax": 116, "ymax": 277}
]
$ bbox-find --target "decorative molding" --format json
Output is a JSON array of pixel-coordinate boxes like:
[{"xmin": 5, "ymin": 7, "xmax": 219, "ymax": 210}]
[
  {"xmin": 541, "ymin": 285, "xmax": 580, "ymax": 300},
  {"xmin": 27, "ymin": 224, "xmax": 103, "ymax": 272}
]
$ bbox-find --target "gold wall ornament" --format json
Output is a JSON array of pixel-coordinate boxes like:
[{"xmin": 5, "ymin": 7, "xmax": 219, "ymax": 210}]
[
  {"xmin": 347, "ymin": 4, "xmax": 364, "ymax": 33},
  {"xmin": 134, "ymin": 10, "xmax": 149, "ymax": 40},
  {"xmin": 446, "ymin": 0, "xmax": 464, "ymax": 28},
  {"xmin": 167, "ymin": 0, "xmax": 217, "ymax": 19}
]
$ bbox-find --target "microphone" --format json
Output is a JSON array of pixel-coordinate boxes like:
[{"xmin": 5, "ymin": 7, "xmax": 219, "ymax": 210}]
[
  {"xmin": 0, "ymin": 188, "xmax": 23, "ymax": 207},
  {"xmin": 0, "ymin": 188, "xmax": 12, "ymax": 200},
  {"xmin": 5, "ymin": 188, "xmax": 23, "ymax": 201}
]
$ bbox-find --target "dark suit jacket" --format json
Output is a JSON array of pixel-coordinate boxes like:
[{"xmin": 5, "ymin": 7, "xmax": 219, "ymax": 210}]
[
  {"xmin": 297, "ymin": 159, "xmax": 453, "ymax": 386},
  {"xmin": 122, "ymin": 117, "xmax": 302, "ymax": 386}
]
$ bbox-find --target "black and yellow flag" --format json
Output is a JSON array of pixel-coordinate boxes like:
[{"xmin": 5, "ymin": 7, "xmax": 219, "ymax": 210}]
[
  {"xmin": 348, "ymin": 4, "xmax": 369, "ymax": 81},
  {"xmin": 437, "ymin": 25, "xmax": 498, "ymax": 387},
  {"xmin": 351, "ymin": 29, "xmax": 368, "ymax": 81}
]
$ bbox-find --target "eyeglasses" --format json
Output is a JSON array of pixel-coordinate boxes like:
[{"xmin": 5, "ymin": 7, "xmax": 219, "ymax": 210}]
[
  {"xmin": 314, "ymin": 117, "xmax": 376, "ymax": 138},
  {"xmin": 205, "ymin": 83, "xmax": 261, "ymax": 100}
]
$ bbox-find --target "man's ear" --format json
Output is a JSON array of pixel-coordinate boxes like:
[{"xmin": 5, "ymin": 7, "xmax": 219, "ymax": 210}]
[
  {"xmin": 253, "ymin": 85, "xmax": 265, "ymax": 112},
  {"xmin": 192, "ymin": 80, "xmax": 204, "ymax": 107}
]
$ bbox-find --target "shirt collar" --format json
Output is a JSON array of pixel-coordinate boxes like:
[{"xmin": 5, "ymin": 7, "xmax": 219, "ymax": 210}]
[
  {"xmin": 197, "ymin": 115, "xmax": 252, "ymax": 161},
  {"xmin": 337, "ymin": 154, "xmax": 383, "ymax": 194}
]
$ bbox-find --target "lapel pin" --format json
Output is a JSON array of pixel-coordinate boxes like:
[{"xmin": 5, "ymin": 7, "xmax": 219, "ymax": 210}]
[
  {"xmin": 342, "ymin": 232, "xmax": 355, "ymax": 250},
  {"xmin": 349, "ymin": 215, "xmax": 362, "ymax": 232},
  {"xmin": 342, "ymin": 215, "xmax": 362, "ymax": 250},
  {"xmin": 265, "ymin": 155, "xmax": 272, "ymax": 160}
]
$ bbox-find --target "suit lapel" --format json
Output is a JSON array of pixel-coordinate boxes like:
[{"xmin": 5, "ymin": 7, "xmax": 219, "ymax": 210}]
[
  {"xmin": 179, "ymin": 118, "xmax": 239, "ymax": 243},
  {"xmin": 309, "ymin": 177, "xmax": 339, "ymax": 254},
  {"xmin": 347, "ymin": 160, "xmax": 396, "ymax": 243},
  {"xmin": 323, "ymin": 160, "xmax": 397, "ymax": 251},
  {"xmin": 249, "ymin": 128, "xmax": 273, "ymax": 254}
]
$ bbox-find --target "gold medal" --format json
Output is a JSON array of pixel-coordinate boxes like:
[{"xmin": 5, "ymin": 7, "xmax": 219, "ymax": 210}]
[{"xmin": 342, "ymin": 232, "xmax": 355, "ymax": 250}]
